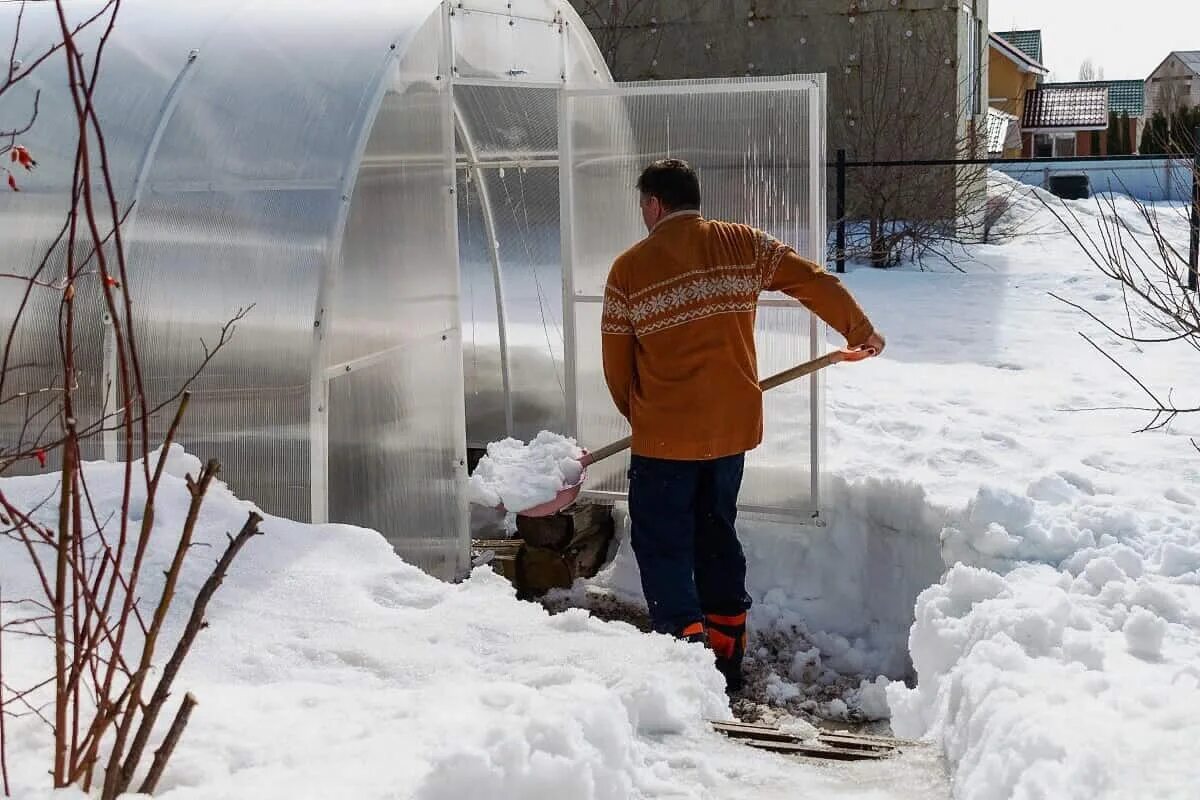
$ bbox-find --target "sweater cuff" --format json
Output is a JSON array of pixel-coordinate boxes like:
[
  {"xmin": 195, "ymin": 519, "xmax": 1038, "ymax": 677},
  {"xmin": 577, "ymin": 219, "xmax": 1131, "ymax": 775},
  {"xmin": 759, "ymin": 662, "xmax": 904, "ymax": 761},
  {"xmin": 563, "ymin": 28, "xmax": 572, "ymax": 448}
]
[{"xmin": 843, "ymin": 317, "xmax": 875, "ymax": 348}]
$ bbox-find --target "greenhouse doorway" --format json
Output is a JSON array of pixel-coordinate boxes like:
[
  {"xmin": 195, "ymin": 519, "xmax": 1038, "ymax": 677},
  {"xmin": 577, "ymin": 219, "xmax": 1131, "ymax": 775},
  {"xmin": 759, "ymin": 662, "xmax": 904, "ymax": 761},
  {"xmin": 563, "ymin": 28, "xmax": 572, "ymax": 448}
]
[
  {"xmin": 558, "ymin": 76, "xmax": 830, "ymax": 520},
  {"xmin": 457, "ymin": 74, "xmax": 831, "ymax": 522}
]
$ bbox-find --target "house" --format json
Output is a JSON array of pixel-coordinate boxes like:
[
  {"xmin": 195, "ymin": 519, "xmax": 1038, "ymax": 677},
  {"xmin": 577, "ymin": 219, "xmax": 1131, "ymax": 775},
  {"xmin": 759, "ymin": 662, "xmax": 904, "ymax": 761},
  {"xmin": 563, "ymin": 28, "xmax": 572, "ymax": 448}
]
[
  {"xmin": 988, "ymin": 30, "xmax": 1049, "ymax": 157},
  {"xmin": 1020, "ymin": 83, "xmax": 1109, "ymax": 157},
  {"xmin": 1146, "ymin": 51, "xmax": 1200, "ymax": 118}
]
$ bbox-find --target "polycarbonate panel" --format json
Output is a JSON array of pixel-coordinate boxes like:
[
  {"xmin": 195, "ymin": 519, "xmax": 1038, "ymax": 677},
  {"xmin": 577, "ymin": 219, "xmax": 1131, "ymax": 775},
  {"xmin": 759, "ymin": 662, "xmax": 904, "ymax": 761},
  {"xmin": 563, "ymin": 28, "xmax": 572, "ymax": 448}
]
[
  {"xmin": 0, "ymin": 1, "xmax": 178, "ymax": 471},
  {"xmin": 145, "ymin": 1, "xmax": 438, "ymax": 186},
  {"xmin": 0, "ymin": 0, "xmax": 614, "ymax": 581},
  {"xmin": 451, "ymin": 6, "xmax": 564, "ymax": 83},
  {"xmin": 125, "ymin": 187, "xmax": 338, "ymax": 517},
  {"xmin": 325, "ymin": 9, "xmax": 467, "ymax": 577},
  {"xmin": 483, "ymin": 166, "xmax": 567, "ymax": 441},
  {"xmin": 562, "ymin": 76, "xmax": 828, "ymax": 515},
  {"xmin": 328, "ymin": 22, "xmax": 454, "ymax": 368},
  {"xmin": 571, "ymin": 300, "xmax": 631, "ymax": 493},
  {"xmin": 572, "ymin": 302, "xmax": 820, "ymax": 514},
  {"xmin": 458, "ymin": 170, "xmax": 507, "ymax": 447},
  {"xmin": 329, "ymin": 334, "xmax": 465, "ymax": 581},
  {"xmin": 454, "ymin": 84, "xmax": 559, "ymax": 161}
]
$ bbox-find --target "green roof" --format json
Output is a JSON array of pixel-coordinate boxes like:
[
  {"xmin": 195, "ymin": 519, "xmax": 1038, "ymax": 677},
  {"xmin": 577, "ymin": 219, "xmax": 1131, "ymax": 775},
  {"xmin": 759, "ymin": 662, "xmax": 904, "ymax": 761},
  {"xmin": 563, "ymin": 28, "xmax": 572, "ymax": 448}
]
[
  {"xmin": 1043, "ymin": 80, "xmax": 1145, "ymax": 117},
  {"xmin": 1102, "ymin": 80, "xmax": 1145, "ymax": 116},
  {"xmin": 995, "ymin": 30, "xmax": 1042, "ymax": 64}
]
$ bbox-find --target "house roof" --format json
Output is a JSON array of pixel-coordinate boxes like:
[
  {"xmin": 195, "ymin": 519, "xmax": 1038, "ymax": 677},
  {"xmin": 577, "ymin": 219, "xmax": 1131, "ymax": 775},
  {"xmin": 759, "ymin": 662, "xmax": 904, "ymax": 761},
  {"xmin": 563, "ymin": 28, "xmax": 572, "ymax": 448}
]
[
  {"xmin": 1022, "ymin": 84, "xmax": 1110, "ymax": 131},
  {"xmin": 986, "ymin": 108, "xmax": 1020, "ymax": 154},
  {"xmin": 988, "ymin": 32, "xmax": 1049, "ymax": 75},
  {"xmin": 1175, "ymin": 51, "xmax": 1200, "ymax": 73},
  {"xmin": 995, "ymin": 30, "xmax": 1043, "ymax": 64},
  {"xmin": 1044, "ymin": 80, "xmax": 1145, "ymax": 117},
  {"xmin": 1148, "ymin": 50, "xmax": 1200, "ymax": 79}
]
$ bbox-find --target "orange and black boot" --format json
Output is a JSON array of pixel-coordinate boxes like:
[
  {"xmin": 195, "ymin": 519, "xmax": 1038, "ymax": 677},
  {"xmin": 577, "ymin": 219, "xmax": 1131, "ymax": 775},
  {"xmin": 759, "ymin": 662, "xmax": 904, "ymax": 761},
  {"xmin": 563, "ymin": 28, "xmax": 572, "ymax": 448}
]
[
  {"xmin": 676, "ymin": 620, "xmax": 708, "ymax": 645},
  {"xmin": 704, "ymin": 612, "xmax": 747, "ymax": 693}
]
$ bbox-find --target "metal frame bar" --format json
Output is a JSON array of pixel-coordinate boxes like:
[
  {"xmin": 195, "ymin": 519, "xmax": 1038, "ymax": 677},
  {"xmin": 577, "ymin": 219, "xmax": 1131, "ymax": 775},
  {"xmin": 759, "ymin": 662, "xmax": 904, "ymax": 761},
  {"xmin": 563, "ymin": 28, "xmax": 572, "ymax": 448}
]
[
  {"xmin": 102, "ymin": 48, "xmax": 201, "ymax": 462},
  {"xmin": 442, "ymin": 1, "xmax": 472, "ymax": 578},
  {"xmin": 456, "ymin": 157, "xmax": 559, "ymax": 170},
  {"xmin": 146, "ymin": 179, "xmax": 342, "ymax": 194},
  {"xmin": 308, "ymin": 44, "xmax": 407, "ymax": 524},
  {"xmin": 451, "ymin": 77, "xmax": 564, "ymax": 90},
  {"xmin": 564, "ymin": 79, "xmax": 819, "ymax": 97},
  {"xmin": 455, "ymin": 109, "xmax": 516, "ymax": 437},
  {"xmin": 321, "ymin": 328, "xmax": 458, "ymax": 381},
  {"xmin": 558, "ymin": 86, "xmax": 579, "ymax": 438},
  {"xmin": 807, "ymin": 83, "xmax": 824, "ymax": 518}
]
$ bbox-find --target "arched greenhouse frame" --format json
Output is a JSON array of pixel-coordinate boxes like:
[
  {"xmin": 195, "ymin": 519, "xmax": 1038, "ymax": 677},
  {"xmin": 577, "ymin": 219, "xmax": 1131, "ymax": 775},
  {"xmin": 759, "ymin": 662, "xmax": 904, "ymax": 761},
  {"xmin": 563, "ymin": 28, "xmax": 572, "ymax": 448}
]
[{"xmin": 0, "ymin": 0, "xmax": 830, "ymax": 580}]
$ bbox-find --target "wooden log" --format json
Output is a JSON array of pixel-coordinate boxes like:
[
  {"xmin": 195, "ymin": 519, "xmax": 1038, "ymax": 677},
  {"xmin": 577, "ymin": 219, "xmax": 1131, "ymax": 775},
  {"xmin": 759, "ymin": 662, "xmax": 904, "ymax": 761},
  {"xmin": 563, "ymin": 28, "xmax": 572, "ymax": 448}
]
[{"xmin": 516, "ymin": 502, "xmax": 609, "ymax": 549}]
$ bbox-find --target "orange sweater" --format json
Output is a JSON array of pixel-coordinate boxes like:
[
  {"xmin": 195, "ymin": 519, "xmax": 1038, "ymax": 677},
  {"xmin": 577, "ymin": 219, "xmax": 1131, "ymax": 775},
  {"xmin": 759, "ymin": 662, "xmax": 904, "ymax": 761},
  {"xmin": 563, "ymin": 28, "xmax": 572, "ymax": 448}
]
[{"xmin": 601, "ymin": 212, "xmax": 875, "ymax": 460}]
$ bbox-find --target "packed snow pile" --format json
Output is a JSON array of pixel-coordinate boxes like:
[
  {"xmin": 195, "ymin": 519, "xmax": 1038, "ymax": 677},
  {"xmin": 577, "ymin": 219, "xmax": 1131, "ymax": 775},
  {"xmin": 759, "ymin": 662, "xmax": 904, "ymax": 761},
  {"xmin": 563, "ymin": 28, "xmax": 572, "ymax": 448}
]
[
  {"xmin": 558, "ymin": 474, "xmax": 948, "ymax": 720},
  {"xmin": 6, "ymin": 452, "xmax": 944, "ymax": 799},
  {"xmin": 850, "ymin": 179, "xmax": 1200, "ymax": 798},
  {"xmin": 554, "ymin": 175, "xmax": 1200, "ymax": 797},
  {"xmin": 467, "ymin": 431, "xmax": 584, "ymax": 512}
]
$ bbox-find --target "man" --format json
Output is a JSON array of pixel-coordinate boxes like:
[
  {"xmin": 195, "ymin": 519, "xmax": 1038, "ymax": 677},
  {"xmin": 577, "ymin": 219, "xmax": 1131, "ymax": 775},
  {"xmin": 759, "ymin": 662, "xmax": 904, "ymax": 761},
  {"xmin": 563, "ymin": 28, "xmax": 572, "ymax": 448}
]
[{"xmin": 601, "ymin": 159, "xmax": 884, "ymax": 693}]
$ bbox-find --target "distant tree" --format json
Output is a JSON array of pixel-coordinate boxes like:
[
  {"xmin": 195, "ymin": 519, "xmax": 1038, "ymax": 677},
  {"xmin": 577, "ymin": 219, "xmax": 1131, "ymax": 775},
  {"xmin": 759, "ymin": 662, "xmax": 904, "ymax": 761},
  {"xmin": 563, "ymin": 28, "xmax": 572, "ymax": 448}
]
[
  {"xmin": 1078, "ymin": 59, "xmax": 1103, "ymax": 81},
  {"xmin": 1107, "ymin": 111, "xmax": 1135, "ymax": 156},
  {"xmin": 1140, "ymin": 106, "xmax": 1200, "ymax": 155}
]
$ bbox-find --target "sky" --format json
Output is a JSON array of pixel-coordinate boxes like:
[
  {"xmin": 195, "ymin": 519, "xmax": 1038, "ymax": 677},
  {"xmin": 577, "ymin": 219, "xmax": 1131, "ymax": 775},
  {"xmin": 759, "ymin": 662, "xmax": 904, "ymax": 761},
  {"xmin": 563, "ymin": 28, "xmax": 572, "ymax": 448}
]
[{"xmin": 990, "ymin": 0, "xmax": 1200, "ymax": 82}]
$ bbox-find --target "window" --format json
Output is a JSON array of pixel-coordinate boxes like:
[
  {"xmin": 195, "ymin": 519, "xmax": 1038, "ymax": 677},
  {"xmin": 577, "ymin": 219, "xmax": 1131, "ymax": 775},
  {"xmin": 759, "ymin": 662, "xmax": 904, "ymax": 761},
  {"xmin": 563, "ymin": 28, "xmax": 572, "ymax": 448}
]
[{"xmin": 1034, "ymin": 133, "xmax": 1077, "ymax": 157}]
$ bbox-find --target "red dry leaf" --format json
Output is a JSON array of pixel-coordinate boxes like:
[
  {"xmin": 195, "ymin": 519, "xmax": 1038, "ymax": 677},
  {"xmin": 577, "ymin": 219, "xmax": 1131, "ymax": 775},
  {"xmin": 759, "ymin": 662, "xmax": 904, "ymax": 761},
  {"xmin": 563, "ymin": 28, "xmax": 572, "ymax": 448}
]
[
  {"xmin": 12, "ymin": 145, "xmax": 35, "ymax": 170},
  {"xmin": 34, "ymin": 449, "xmax": 47, "ymax": 468},
  {"xmin": 103, "ymin": 274, "xmax": 121, "ymax": 289},
  {"xmin": 7, "ymin": 173, "xmax": 18, "ymax": 192}
]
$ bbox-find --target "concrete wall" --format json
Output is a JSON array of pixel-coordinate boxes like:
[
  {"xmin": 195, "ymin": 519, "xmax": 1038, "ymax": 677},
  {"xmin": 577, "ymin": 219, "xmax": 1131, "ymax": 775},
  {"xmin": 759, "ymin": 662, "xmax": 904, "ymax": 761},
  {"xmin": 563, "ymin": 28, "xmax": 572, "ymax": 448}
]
[
  {"xmin": 569, "ymin": 0, "xmax": 990, "ymax": 222},
  {"xmin": 995, "ymin": 157, "xmax": 1193, "ymax": 203}
]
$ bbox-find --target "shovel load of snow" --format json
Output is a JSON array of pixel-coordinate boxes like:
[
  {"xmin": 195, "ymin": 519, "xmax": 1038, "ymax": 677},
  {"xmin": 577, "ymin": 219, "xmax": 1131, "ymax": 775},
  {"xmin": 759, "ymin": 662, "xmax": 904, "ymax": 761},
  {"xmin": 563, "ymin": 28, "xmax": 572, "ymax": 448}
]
[{"xmin": 467, "ymin": 431, "xmax": 585, "ymax": 514}]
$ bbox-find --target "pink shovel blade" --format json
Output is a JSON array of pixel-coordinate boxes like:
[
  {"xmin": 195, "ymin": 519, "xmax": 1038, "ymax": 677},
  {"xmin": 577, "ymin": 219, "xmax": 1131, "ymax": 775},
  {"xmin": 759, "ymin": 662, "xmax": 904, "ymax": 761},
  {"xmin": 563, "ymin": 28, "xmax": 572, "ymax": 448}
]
[{"xmin": 498, "ymin": 450, "xmax": 596, "ymax": 518}]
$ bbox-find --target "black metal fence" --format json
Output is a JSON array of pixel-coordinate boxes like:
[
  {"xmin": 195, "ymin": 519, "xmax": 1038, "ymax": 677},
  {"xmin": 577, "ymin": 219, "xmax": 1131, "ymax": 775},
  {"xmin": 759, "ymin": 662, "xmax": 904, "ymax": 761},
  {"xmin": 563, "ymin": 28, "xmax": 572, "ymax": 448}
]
[{"xmin": 830, "ymin": 138, "xmax": 1200, "ymax": 292}]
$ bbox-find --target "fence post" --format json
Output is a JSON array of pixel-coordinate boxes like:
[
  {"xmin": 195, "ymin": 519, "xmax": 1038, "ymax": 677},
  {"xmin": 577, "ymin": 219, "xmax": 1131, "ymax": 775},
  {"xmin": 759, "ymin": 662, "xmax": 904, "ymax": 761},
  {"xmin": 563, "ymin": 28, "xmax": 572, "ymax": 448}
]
[
  {"xmin": 836, "ymin": 149, "xmax": 846, "ymax": 274},
  {"xmin": 1190, "ymin": 125, "xmax": 1199, "ymax": 292}
]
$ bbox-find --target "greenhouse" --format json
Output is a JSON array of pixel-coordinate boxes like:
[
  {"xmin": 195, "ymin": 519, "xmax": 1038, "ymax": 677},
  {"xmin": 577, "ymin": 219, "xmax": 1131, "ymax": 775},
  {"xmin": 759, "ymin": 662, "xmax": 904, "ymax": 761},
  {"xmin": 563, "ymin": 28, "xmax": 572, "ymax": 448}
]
[{"xmin": 0, "ymin": 0, "xmax": 829, "ymax": 580}]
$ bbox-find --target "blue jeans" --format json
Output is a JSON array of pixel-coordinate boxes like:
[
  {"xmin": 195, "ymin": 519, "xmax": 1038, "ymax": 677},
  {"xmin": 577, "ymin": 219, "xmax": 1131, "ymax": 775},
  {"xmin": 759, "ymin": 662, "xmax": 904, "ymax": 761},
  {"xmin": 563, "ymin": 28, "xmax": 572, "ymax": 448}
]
[{"xmin": 627, "ymin": 453, "xmax": 752, "ymax": 635}]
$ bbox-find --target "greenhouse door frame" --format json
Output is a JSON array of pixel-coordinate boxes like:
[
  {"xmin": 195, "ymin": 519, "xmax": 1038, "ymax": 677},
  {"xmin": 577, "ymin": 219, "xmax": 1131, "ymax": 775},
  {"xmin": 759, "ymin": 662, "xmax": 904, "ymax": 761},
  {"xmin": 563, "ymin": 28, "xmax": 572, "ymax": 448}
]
[{"xmin": 558, "ymin": 77, "xmax": 828, "ymax": 519}]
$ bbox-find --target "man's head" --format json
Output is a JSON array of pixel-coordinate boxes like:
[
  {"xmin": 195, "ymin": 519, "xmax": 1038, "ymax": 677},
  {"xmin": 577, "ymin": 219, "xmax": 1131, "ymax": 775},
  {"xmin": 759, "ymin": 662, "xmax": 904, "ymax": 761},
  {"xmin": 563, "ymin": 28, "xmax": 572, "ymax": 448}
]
[{"xmin": 636, "ymin": 159, "xmax": 701, "ymax": 232}]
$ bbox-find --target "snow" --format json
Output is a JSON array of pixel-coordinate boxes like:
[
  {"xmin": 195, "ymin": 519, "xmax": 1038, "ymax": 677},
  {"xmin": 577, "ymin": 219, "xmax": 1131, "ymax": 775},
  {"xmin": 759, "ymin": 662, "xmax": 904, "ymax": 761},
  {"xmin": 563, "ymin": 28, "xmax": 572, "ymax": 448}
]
[
  {"xmin": 561, "ymin": 175, "xmax": 1200, "ymax": 796},
  {"xmin": 5, "ymin": 173, "xmax": 1200, "ymax": 798},
  {"xmin": 1, "ymin": 452, "xmax": 937, "ymax": 799},
  {"xmin": 1122, "ymin": 606, "xmax": 1168, "ymax": 660},
  {"xmin": 467, "ymin": 431, "xmax": 584, "ymax": 512}
]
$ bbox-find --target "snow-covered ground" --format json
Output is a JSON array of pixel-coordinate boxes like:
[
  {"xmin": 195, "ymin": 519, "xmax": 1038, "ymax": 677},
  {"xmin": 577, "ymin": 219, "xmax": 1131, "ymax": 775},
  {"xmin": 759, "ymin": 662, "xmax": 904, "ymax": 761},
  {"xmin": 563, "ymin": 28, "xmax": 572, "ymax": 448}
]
[
  {"xmin": 3, "ymin": 176, "xmax": 1199, "ymax": 798},
  {"xmin": 559, "ymin": 178, "xmax": 1200, "ymax": 797}
]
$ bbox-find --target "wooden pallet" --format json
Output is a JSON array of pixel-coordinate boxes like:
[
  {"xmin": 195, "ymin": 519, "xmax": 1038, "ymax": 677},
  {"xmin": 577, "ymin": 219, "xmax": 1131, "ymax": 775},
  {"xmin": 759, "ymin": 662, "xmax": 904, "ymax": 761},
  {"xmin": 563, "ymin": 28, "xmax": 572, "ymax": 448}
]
[{"xmin": 710, "ymin": 720, "xmax": 914, "ymax": 762}]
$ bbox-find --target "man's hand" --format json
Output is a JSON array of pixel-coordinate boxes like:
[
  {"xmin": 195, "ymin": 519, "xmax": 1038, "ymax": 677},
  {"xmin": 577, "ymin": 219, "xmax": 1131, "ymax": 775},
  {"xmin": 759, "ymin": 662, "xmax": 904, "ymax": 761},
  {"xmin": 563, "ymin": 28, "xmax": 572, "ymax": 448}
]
[{"xmin": 862, "ymin": 332, "xmax": 886, "ymax": 357}]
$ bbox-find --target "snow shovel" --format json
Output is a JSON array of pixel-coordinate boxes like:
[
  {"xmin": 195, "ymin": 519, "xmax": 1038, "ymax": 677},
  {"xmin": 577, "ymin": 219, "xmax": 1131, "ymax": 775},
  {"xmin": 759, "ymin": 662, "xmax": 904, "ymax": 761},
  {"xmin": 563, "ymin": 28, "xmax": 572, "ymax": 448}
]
[{"xmin": 513, "ymin": 345, "xmax": 876, "ymax": 518}]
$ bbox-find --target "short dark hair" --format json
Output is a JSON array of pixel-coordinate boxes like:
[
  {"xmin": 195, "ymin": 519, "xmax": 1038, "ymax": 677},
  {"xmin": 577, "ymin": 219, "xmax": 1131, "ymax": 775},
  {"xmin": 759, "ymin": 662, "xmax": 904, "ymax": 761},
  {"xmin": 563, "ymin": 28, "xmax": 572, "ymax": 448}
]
[{"xmin": 636, "ymin": 159, "xmax": 701, "ymax": 211}]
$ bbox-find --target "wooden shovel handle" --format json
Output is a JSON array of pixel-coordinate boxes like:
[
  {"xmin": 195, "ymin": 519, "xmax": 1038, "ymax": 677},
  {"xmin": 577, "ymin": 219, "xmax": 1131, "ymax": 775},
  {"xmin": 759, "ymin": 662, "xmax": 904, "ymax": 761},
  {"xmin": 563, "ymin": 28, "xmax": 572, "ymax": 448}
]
[{"xmin": 580, "ymin": 347, "xmax": 874, "ymax": 468}]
